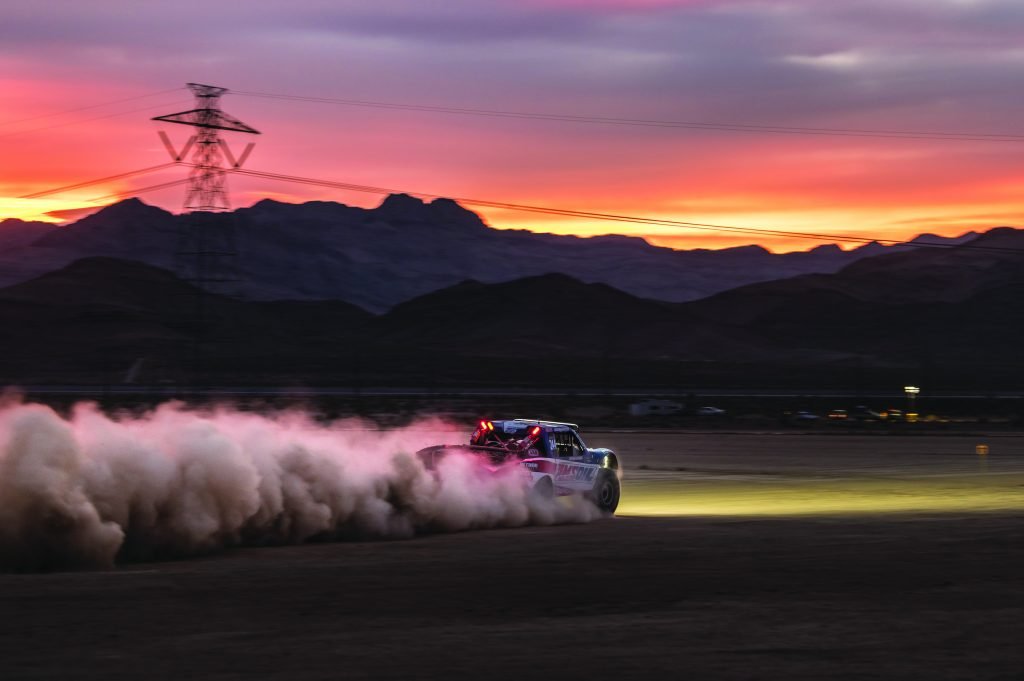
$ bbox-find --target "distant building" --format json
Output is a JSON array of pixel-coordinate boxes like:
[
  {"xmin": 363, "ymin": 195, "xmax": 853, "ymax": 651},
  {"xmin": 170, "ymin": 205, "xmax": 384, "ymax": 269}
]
[{"xmin": 629, "ymin": 399, "xmax": 683, "ymax": 417}]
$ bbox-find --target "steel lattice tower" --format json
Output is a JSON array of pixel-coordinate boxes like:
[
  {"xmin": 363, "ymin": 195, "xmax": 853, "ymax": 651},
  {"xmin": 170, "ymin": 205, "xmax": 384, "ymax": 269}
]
[
  {"xmin": 154, "ymin": 82, "xmax": 259, "ymax": 211},
  {"xmin": 153, "ymin": 83, "xmax": 259, "ymax": 288},
  {"xmin": 152, "ymin": 82, "xmax": 259, "ymax": 287},
  {"xmin": 152, "ymin": 83, "xmax": 259, "ymax": 385}
]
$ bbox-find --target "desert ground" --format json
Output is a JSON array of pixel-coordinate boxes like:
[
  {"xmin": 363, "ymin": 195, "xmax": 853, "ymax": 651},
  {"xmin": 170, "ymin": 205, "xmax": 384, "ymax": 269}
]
[{"xmin": 3, "ymin": 430, "xmax": 1024, "ymax": 680}]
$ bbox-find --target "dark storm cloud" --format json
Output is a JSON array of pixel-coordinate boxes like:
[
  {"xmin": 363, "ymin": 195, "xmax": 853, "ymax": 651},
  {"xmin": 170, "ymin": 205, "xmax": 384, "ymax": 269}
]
[
  {"xmin": 299, "ymin": 3, "xmax": 595, "ymax": 44},
  {"xmin": 4, "ymin": 0, "xmax": 1022, "ymax": 119},
  {"xmin": 812, "ymin": 0, "xmax": 1024, "ymax": 48}
]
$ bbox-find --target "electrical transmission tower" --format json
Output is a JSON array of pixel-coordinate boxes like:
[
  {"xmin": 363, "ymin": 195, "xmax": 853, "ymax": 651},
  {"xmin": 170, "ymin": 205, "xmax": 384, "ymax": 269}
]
[
  {"xmin": 152, "ymin": 83, "xmax": 259, "ymax": 386},
  {"xmin": 154, "ymin": 82, "xmax": 259, "ymax": 210},
  {"xmin": 153, "ymin": 83, "xmax": 259, "ymax": 285}
]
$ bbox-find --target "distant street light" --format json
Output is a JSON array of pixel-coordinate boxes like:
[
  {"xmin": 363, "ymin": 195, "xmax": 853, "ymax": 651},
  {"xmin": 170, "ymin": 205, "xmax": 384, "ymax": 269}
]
[{"xmin": 904, "ymin": 385, "xmax": 920, "ymax": 418}]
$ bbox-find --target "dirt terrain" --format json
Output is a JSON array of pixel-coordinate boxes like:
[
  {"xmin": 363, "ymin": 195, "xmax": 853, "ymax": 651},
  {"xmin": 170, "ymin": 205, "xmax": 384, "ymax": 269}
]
[{"xmin": 3, "ymin": 431, "xmax": 1024, "ymax": 680}]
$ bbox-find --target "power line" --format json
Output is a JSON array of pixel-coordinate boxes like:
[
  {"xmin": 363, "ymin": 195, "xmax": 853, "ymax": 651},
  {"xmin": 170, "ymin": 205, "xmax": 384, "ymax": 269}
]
[
  {"xmin": 234, "ymin": 89, "xmax": 1024, "ymax": 143},
  {"xmin": 0, "ymin": 87, "xmax": 183, "ymax": 129},
  {"xmin": 18, "ymin": 163, "xmax": 178, "ymax": 199},
  {"xmin": 0, "ymin": 99, "xmax": 191, "ymax": 141},
  {"xmin": 88, "ymin": 177, "xmax": 190, "ymax": 203},
  {"xmin": 229, "ymin": 166, "xmax": 1024, "ymax": 254}
]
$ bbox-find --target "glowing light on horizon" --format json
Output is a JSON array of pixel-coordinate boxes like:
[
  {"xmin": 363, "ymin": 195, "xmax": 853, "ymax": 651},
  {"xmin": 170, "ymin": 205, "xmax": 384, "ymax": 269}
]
[
  {"xmin": 0, "ymin": 197, "xmax": 80, "ymax": 224},
  {"xmin": 619, "ymin": 477, "xmax": 1024, "ymax": 516}
]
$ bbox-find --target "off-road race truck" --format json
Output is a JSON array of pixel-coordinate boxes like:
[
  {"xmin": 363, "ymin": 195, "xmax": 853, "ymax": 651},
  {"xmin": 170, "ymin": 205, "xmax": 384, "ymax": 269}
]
[{"xmin": 416, "ymin": 419, "xmax": 621, "ymax": 514}]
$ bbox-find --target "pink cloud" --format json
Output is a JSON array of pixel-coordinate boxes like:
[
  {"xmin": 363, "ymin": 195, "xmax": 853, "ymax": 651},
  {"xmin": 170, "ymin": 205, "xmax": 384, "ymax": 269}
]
[
  {"xmin": 524, "ymin": 0, "xmax": 715, "ymax": 7},
  {"xmin": 44, "ymin": 206, "xmax": 103, "ymax": 222}
]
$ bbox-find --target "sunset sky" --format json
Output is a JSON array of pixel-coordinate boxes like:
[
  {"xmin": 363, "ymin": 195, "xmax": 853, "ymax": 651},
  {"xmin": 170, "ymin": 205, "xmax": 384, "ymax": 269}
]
[{"xmin": 1, "ymin": 0, "xmax": 1022, "ymax": 251}]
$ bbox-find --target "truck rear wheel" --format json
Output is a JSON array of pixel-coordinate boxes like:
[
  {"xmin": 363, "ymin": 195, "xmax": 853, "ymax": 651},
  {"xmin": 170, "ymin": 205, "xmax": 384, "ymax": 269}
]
[
  {"xmin": 587, "ymin": 470, "xmax": 620, "ymax": 514},
  {"xmin": 530, "ymin": 476, "xmax": 554, "ymax": 502}
]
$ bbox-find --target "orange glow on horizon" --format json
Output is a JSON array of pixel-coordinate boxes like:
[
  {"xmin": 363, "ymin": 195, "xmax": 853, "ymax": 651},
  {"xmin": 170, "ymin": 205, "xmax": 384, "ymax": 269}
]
[
  {"xmin": 3, "ymin": 183, "xmax": 1021, "ymax": 254},
  {"xmin": 1, "ymin": 80, "xmax": 1021, "ymax": 253}
]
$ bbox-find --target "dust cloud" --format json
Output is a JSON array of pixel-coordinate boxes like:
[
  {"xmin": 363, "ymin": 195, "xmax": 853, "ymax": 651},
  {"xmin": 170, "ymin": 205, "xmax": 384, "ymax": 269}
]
[{"xmin": 0, "ymin": 401, "xmax": 599, "ymax": 571}]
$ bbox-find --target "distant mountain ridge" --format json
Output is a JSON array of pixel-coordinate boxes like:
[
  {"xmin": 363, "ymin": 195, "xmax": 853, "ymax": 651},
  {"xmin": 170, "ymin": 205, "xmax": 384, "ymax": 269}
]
[
  {"xmin": 2, "ymin": 221, "xmax": 1022, "ymax": 387},
  {"xmin": 0, "ymin": 196, "xmax": 988, "ymax": 312},
  {"xmin": 0, "ymin": 218, "xmax": 59, "ymax": 251}
]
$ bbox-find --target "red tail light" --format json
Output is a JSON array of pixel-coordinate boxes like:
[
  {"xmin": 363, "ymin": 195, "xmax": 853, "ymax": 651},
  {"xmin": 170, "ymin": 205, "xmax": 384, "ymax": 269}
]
[{"xmin": 530, "ymin": 426, "xmax": 541, "ymax": 437}]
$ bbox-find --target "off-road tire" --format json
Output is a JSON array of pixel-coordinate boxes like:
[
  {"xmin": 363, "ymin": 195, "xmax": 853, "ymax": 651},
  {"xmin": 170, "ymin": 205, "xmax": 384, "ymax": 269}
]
[
  {"xmin": 530, "ymin": 476, "xmax": 555, "ymax": 502},
  {"xmin": 587, "ymin": 469, "xmax": 620, "ymax": 514}
]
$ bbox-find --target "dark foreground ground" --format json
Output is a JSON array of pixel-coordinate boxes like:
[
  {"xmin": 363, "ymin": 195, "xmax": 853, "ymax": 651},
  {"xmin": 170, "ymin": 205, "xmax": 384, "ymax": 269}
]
[
  {"xmin": 4, "ymin": 514, "xmax": 1024, "ymax": 680},
  {"xmin": 3, "ymin": 432, "xmax": 1024, "ymax": 680}
]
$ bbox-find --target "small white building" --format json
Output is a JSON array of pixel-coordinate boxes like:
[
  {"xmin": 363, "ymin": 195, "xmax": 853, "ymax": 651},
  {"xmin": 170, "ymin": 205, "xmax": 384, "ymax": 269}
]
[{"xmin": 629, "ymin": 399, "xmax": 683, "ymax": 417}]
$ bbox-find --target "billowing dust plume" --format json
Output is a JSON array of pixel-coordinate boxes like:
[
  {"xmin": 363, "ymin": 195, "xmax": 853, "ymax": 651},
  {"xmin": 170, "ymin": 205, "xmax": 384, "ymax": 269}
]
[{"xmin": 0, "ymin": 401, "xmax": 601, "ymax": 571}]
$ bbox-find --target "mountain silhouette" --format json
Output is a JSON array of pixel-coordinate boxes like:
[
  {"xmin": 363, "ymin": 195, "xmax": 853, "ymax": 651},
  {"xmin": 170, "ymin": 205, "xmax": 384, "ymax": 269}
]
[{"xmin": 0, "ymin": 196, "xmax": 982, "ymax": 312}]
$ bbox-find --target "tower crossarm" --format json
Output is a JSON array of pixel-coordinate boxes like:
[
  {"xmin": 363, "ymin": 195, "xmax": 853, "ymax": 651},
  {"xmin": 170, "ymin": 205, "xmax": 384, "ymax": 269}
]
[{"xmin": 152, "ymin": 109, "xmax": 260, "ymax": 134}]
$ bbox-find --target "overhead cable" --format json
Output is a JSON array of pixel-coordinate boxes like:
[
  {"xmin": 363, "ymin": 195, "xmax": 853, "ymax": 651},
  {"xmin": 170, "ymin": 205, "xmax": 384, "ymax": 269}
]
[
  {"xmin": 0, "ymin": 99, "xmax": 191, "ymax": 141},
  {"xmin": 235, "ymin": 89, "xmax": 1024, "ymax": 143},
  {"xmin": 229, "ymin": 166, "xmax": 1024, "ymax": 253},
  {"xmin": 0, "ymin": 87, "xmax": 183, "ymax": 129},
  {"xmin": 18, "ymin": 163, "xmax": 179, "ymax": 198}
]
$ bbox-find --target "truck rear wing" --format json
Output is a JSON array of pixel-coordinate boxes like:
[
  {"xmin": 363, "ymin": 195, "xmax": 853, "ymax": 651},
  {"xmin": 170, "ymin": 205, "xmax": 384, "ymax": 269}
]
[{"xmin": 511, "ymin": 419, "xmax": 579, "ymax": 430}]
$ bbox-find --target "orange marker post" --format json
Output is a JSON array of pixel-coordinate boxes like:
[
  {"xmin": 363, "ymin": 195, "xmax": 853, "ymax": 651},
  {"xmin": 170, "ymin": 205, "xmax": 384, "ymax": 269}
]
[{"xmin": 976, "ymin": 444, "xmax": 990, "ymax": 473}]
